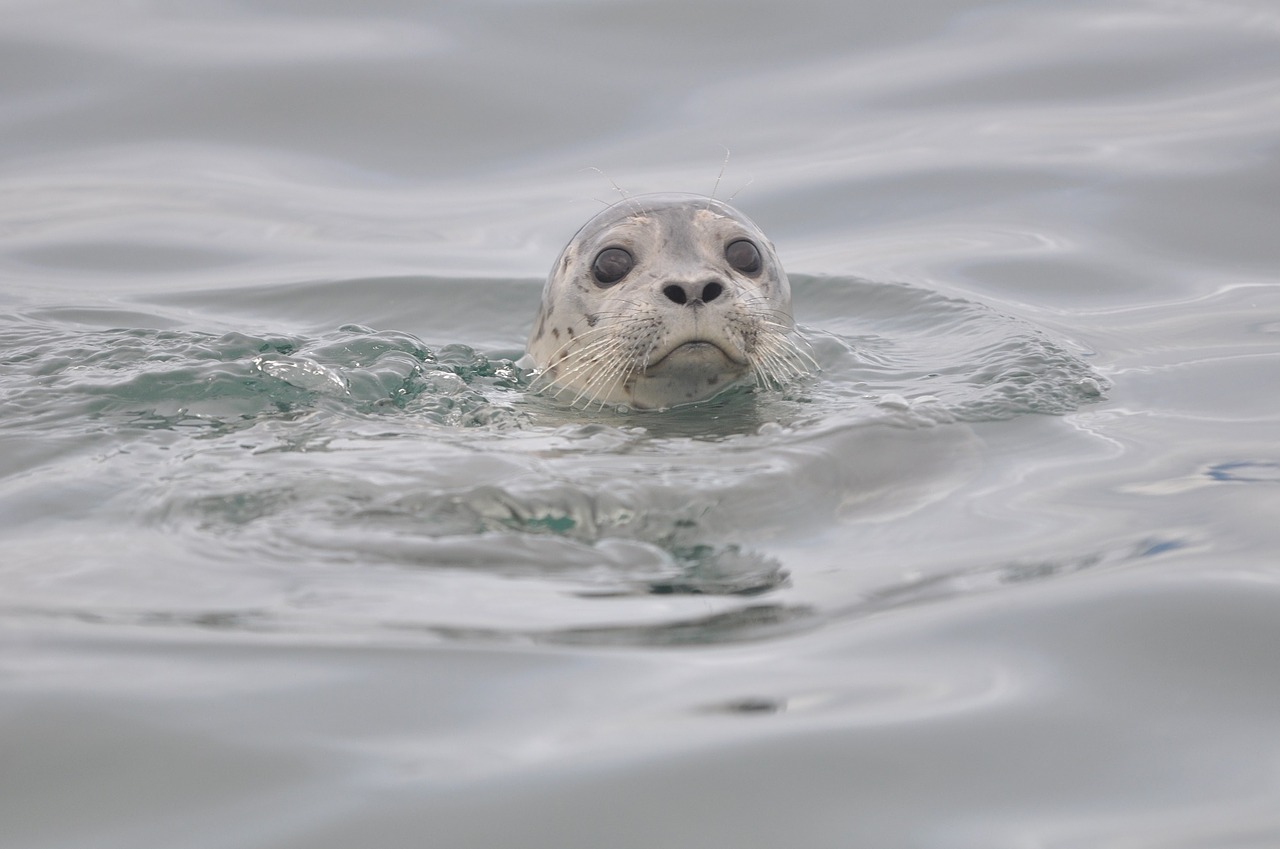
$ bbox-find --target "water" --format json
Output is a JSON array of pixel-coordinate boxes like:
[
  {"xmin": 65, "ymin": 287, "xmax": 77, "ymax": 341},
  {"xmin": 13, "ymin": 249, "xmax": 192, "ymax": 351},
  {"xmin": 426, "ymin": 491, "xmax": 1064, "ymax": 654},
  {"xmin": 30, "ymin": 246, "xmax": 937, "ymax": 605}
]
[{"xmin": 3, "ymin": 1, "xmax": 1279, "ymax": 847}]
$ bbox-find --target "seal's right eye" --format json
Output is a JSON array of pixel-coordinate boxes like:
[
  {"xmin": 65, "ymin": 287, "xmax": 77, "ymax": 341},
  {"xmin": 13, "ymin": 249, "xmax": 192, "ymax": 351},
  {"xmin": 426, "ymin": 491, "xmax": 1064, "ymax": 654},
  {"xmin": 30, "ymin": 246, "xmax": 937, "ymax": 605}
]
[{"xmin": 592, "ymin": 248, "xmax": 633, "ymax": 286}]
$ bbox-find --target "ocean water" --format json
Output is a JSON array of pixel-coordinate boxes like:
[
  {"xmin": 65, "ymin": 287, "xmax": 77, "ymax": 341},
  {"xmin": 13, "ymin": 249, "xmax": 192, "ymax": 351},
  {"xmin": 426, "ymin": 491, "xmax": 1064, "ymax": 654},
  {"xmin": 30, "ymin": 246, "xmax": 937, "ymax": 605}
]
[{"xmin": 3, "ymin": 1, "xmax": 1280, "ymax": 847}]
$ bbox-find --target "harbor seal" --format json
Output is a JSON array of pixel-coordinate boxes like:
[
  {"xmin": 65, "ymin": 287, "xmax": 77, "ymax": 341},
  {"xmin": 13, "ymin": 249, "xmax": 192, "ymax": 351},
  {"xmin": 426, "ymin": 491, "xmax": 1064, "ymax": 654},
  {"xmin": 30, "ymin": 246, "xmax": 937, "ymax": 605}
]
[{"xmin": 524, "ymin": 194, "xmax": 814, "ymax": 410}]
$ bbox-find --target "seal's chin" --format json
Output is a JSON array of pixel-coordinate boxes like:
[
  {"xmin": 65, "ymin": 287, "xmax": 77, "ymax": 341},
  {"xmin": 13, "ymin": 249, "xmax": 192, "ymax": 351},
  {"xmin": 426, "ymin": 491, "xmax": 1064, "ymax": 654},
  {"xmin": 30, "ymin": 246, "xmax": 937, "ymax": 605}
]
[
  {"xmin": 625, "ymin": 340, "xmax": 750, "ymax": 409},
  {"xmin": 638, "ymin": 342, "xmax": 751, "ymax": 406}
]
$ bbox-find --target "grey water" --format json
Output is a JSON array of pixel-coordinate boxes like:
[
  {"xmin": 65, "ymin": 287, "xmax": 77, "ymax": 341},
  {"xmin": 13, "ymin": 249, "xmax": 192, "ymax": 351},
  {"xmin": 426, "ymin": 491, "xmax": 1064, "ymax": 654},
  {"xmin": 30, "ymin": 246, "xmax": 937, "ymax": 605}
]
[{"xmin": 2, "ymin": 1, "xmax": 1279, "ymax": 847}]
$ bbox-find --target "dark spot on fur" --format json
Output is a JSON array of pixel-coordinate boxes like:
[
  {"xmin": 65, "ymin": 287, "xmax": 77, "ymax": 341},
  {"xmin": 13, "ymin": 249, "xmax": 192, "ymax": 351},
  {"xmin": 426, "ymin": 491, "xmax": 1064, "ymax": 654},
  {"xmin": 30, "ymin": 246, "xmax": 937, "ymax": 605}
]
[
  {"xmin": 557, "ymin": 350, "xmax": 569, "ymax": 361},
  {"xmin": 586, "ymin": 314, "xmax": 598, "ymax": 328},
  {"xmin": 552, "ymin": 327, "xmax": 561, "ymax": 340},
  {"xmin": 566, "ymin": 326, "xmax": 576, "ymax": 338},
  {"xmin": 707, "ymin": 375, "xmax": 720, "ymax": 386}
]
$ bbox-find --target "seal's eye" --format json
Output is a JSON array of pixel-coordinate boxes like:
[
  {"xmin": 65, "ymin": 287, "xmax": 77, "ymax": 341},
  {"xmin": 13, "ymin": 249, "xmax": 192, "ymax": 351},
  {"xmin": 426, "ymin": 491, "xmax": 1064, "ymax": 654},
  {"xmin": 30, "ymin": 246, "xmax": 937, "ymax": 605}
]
[
  {"xmin": 592, "ymin": 247, "xmax": 633, "ymax": 286},
  {"xmin": 725, "ymin": 239, "xmax": 762, "ymax": 275}
]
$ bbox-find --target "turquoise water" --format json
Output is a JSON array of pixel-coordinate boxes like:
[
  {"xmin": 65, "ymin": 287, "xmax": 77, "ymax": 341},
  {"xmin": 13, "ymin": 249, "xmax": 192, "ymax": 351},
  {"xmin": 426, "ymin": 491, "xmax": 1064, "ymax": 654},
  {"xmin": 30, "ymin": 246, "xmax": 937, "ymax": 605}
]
[{"xmin": 3, "ymin": 1, "xmax": 1280, "ymax": 847}]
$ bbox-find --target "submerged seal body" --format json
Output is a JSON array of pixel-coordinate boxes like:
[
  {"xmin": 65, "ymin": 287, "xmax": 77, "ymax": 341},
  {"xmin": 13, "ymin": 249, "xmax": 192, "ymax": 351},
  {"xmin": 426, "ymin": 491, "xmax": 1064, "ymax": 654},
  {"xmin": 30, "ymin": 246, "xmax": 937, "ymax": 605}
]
[{"xmin": 525, "ymin": 194, "xmax": 813, "ymax": 410}]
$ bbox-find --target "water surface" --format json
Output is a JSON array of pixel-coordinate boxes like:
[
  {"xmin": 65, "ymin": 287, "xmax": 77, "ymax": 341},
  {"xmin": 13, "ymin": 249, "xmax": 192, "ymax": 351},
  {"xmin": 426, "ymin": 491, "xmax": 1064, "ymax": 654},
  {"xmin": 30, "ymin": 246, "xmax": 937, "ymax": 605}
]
[{"xmin": 3, "ymin": 1, "xmax": 1280, "ymax": 847}]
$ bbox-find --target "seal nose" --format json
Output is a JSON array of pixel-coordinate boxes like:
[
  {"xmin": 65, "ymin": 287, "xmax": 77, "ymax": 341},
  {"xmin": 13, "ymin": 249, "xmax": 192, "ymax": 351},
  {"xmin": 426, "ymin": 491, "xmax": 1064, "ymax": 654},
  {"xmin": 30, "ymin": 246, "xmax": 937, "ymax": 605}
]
[{"xmin": 662, "ymin": 280, "xmax": 725, "ymax": 306}]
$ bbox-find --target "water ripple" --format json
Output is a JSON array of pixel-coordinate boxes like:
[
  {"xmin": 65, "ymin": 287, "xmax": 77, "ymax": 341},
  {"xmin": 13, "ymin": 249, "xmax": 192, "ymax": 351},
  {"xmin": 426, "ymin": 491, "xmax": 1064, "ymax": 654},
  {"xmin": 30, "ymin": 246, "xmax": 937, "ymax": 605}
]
[{"xmin": 0, "ymin": 274, "xmax": 1107, "ymax": 642}]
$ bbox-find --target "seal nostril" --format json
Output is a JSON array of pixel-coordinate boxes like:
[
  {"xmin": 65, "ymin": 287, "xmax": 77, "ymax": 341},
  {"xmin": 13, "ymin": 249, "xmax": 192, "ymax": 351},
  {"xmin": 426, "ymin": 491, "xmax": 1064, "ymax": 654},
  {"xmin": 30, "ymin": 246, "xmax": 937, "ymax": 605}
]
[
  {"xmin": 702, "ymin": 281, "xmax": 724, "ymax": 303},
  {"xmin": 663, "ymin": 284, "xmax": 688, "ymax": 305}
]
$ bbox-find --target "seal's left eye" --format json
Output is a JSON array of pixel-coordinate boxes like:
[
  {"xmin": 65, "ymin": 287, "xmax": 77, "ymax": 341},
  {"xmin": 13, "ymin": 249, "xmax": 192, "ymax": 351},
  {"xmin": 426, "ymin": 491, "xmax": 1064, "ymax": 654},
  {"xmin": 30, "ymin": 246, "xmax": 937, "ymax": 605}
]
[
  {"xmin": 726, "ymin": 239, "xmax": 762, "ymax": 275},
  {"xmin": 592, "ymin": 247, "xmax": 633, "ymax": 286}
]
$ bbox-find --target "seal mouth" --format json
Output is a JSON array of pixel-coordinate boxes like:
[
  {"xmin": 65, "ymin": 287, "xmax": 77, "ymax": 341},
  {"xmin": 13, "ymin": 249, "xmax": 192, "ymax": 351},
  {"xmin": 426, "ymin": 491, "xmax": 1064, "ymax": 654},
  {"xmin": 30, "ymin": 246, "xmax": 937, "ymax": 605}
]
[{"xmin": 645, "ymin": 340, "xmax": 747, "ymax": 373}]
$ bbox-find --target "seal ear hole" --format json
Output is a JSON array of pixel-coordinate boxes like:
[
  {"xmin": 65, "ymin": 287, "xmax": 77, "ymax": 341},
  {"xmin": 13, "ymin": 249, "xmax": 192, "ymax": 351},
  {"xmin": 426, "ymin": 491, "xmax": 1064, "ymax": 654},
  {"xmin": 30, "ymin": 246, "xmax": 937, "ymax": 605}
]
[
  {"xmin": 592, "ymin": 247, "xmax": 634, "ymax": 287},
  {"xmin": 726, "ymin": 239, "xmax": 762, "ymax": 275}
]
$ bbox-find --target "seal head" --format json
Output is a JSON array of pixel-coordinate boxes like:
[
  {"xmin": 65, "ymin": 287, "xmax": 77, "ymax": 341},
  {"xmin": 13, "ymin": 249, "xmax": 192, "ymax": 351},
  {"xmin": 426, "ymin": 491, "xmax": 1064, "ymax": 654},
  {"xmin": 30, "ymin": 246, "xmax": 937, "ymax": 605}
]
[{"xmin": 525, "ymin": 194, "xmax": 812, "ymax": 410}]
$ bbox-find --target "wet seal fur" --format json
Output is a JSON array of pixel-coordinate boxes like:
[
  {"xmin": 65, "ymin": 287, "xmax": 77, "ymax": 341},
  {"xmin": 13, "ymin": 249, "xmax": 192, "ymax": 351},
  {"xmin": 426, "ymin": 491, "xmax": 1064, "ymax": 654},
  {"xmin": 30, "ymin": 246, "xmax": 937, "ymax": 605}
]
[{"xmin": 523, "ymin": 194, "xmax": 815, "ymax": 410}]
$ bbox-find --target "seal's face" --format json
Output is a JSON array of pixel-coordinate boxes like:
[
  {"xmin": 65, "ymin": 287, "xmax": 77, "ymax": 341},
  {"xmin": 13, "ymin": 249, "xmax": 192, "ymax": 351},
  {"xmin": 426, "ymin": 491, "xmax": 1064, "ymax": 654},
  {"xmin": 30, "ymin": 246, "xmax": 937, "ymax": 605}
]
[{"xmin": 526, "ymin": 194, "xmax": 812, "ymax": 410}]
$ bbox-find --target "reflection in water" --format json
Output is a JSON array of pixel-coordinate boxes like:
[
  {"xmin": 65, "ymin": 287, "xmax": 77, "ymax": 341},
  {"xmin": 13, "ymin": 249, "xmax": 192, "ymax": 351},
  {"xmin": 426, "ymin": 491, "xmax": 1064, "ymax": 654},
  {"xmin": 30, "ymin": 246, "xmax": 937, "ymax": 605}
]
[{"xmin": 1207, "ymin": 461, "xmax": 1280, "ymax": 484}]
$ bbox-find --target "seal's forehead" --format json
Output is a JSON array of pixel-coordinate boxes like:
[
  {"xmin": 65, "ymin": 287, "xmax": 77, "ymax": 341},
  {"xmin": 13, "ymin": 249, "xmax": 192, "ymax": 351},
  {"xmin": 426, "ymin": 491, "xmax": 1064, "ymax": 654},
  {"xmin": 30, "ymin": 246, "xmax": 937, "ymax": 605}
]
[{"xmin": 575, "ymin": 193, "xmax": 763, "ymax": 241}]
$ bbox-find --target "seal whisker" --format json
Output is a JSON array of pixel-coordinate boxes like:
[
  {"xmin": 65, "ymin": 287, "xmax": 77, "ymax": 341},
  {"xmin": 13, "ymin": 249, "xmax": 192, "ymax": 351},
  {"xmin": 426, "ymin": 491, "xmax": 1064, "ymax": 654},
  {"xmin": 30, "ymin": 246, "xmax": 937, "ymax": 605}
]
[
  {"xmin": 581, "ymin": 364, "xmax": 629, "ymax": 409},
  {"xmin": 572, "ymin": 343, "xmax": 633, "ymax": 408},
  {"xmin": 773, "ymin": 331, "xmax": 820, "ymax": 373},
  {"xmin": 547, "ymin": 343, "xmax": 629, "ymax": 394},
  {"xmin": 727, "ymin": 177, "xmax": 754, "ymax": 202},
  {"xmin": 751, "ymin": 315, "xmax": 818, "ymax": 366},
  {"xmin": 751, "ymin": 344, "xmax": 790, "ymax": 388},
  {"xmin": 766, "ymin": 330, "xmax": 815, "ymax": 371},
  {"xmin": 557, "ymin": 332, "xmax": 645, "ymax": 386},
  {"xmin": 529, "ymin": 327, "xmax": 625, "ymax": 387},
  {"xmin": 748, "ymin": 329, "xmax": 815, "ymax": 388},
  {"xmin": 709, "ymin": 146, "xmax": 731, "ymax": 204},
  {"xmin": 583, "ymin": 166, "xmax": 628, "ymax": 201},
  {"xmin": 738, "ymin": 296, "xmax": 796, "ymax": 321},
  {"xmin": 751, "ymin": 347, "xmax": 786, "ymax": 388},
  {"xmin": 556, "ymin": 343, "xmax": 629, "ymax": 389}
]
